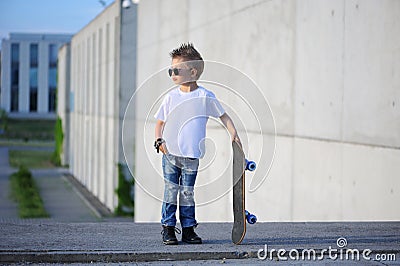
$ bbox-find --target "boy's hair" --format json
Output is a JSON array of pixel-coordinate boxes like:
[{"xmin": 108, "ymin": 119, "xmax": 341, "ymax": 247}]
[{"xmin": 170, "ymin": 43, "xmax": 204, "ymax": 78}]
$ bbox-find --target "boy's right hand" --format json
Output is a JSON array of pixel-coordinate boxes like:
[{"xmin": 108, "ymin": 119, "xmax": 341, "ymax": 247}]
[
  {"xmin": 154, "ymin": 138, "xmax": 168, "ymax": 154},
  {"xmin": 159, "ymin": 143, "xmax": 168, "ymax": 154}
]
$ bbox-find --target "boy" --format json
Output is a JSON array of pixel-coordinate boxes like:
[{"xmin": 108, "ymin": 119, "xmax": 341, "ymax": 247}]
[{"xmin": 154, "ymin": 43, "xmax": 241, "ymax": 245}]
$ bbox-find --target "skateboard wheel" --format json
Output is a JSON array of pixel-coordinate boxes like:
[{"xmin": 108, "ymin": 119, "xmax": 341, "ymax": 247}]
[
  {"xmin": 245, "ymin": 210, "xmax": 257, "ymax": 224},
  {"xmin": 245, "ymin": 159, "xmax": 256, "ymax": 171}
]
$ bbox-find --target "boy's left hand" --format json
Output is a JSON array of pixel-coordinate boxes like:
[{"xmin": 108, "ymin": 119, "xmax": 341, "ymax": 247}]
[{"xmin": 233, "ymin": 135, "xmax": 242, "ymax": 148}]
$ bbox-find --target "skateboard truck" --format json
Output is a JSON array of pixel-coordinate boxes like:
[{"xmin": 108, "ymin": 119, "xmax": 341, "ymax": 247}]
[
  {"xmin": 245, "ymin": 159, "xmax": 256, "ymax": 171},
  {"xmin": 245, "ymin": 210, "xmax": 257, "ymax": 224},
  {"xmin": 245, "ymin": 160, "xmax": 257, "ymax": 225},
  {"xmin": 244, "ymin": 161, "xmax": 257, "ymax": 225}
]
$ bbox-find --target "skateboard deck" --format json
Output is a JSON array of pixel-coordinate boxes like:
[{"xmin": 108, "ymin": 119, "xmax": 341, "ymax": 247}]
[{"xmin": 232, "ymin": 141, "xmax": 246, "ymax": 244}]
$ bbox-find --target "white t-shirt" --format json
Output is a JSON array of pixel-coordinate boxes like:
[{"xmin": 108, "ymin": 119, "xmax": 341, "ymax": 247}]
[{"xmin": 154, "ymin": 86, "xmax": 225, "ymax": 158}]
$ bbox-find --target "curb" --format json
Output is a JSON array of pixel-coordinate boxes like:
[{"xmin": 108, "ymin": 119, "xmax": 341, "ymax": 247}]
[
  {"xmin": 0, "ymin": 250, "xmax": 256, "ymax": 263},
  {"xmin": 1, "ymin": 249, "xmax": 399, "ymax": 264}
]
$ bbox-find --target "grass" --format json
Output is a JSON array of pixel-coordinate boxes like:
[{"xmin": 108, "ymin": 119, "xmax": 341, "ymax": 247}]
[
  {"xmin": 9, "ymin": 150, "xmax": 56, "ymax": 169},
  {"xmin": 0, "ymin": 118, "xmax": 55, "ymax": 141},
  {"xmin": 10, "ymin": 166, "xmax": 49, "ymax": 218}
]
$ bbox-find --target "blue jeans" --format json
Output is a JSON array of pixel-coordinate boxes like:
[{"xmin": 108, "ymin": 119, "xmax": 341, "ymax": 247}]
[{"xmin": 161, "ymin": 154, "xmax": 199, "ymax": 228}]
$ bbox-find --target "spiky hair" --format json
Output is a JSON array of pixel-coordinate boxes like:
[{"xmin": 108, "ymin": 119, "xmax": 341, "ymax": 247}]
[
  {"xmin": 170, "ymin": 43, "xmax": 204, "ymax": 78},
  {"xmin": 169, "ymin": 42, "xmax": 203, "ymax": 61}
]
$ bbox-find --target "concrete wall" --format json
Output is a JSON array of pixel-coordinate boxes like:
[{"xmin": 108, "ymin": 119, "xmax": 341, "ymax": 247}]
[
  {"xmin": 119, "ymin": 2, "xmax": 137, "ymax": 180},
  {"xmin": 134, "ymin": 0, "xmax": 400, "ymax": 222},
  {"xmin": 69, "ymin": 2, "xmax": 121, "ymax": 210},
  {"xmin": 57, "ymin": 44, "xmax": 71, "ymax": 166},
  {"xmin": 66, "ymin": 1, "xmax": 137, "ymax": 211}
]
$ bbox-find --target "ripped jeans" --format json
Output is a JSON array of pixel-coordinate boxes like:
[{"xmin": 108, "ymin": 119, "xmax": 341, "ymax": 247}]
[{"xmin": 161, "ymin": 153, "xmax": 199, "ymax": 228}]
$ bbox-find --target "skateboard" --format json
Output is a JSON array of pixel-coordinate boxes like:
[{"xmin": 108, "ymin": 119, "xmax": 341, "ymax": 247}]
[{"xmin": 231, "ymin": 141, "xmax": 257, "ymax": 244}]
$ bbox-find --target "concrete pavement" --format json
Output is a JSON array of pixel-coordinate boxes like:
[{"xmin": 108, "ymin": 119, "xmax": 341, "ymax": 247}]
[
  {"xmin": 0, "ymin": 222, "xmax": 399, "ymax": 264},
  {"xmin": 1, "ymin": 147, "xmax": 399, "ymax": 264}
]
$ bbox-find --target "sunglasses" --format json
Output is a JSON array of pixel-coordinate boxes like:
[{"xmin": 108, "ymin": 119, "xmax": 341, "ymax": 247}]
[
  {"xmin": 168, "ymin": 67, "xmax": 192, "ymax": 77},
  {"xmin": 168, "ymin": 68, "xmax": 183, "ymax": 77}
]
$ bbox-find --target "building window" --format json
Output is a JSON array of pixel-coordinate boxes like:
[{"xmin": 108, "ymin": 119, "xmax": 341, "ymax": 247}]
[
  {"xmin": 48, "ymin": 44, "xmax": 57, "ymax": 112},
  {"xmin": 10, "ymin": 43, "xmax": 19, "ymax": 112},
  {"xmin": 48, "ymin": 68, "xmax": 57, "ymax": 112},
  {"xmin": 30, "ymin": 43, "xmax": 38, "ymax": 67},
  {"xmin": 48, "ymin": 87, "xmax": 56, "ymax": 112},
  {"xmin": 30, "ymin": 89, "xmax": 38, "ymax": 112},
  {"xmin": 49, "ymin": 44, "xmax": 58, "ymax": 68},
  {"xmin": 30, "ymin": 44, "xmax": 38, "ymax": 112}
]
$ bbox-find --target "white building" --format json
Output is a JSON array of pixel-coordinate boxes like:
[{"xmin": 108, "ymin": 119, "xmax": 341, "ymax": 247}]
[
  {"xmin": 1, "ymin": 33, "xmax": 72, "ymax": 118},
  {"xmin": 58, "ymin": 1, "xmax": 137, "ymax": 211}
]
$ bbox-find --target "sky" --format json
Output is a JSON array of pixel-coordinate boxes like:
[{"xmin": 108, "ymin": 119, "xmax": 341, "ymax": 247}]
[{"xmin": 0, "ymin": 0, "xmax": 115, "ymax": 46}]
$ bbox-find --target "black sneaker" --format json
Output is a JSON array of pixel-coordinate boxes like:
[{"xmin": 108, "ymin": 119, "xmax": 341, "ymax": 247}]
[
  {"xmin": 161, "ymin": 226, "xmax": 180, "ymax": 245},
  {"xmin": 182, "ymin": 226, "xmax": 202, "ymax": 244}
]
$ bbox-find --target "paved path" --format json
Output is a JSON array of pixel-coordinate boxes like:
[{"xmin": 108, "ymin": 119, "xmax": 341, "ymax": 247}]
[
  {"xmin": 0, "ymin": 147, "xmax": 18, "ymax": 219},
  {"xmin": 0, "ymin": 222, "xmax": 399, "ymax": 264},
  {"xmin": 33, "ymin": 170, "xmax": 100, "ymax": 222},
  {"xmin": 0, "ymin": 147, "xmax": 101, "ymax": 223}
]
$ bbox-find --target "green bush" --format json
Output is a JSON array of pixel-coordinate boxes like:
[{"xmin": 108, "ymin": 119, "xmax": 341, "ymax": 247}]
[
  {"xmin": 10, "ymin": 166, "xmax": 49, "ymax": 218},
  {"xmin": 51, "ymin": 117, "xmax": 63, "ymax": 166},
  {"xmin": 115, "ymin": 163, "xmax": 135, "ymax": 217}
]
